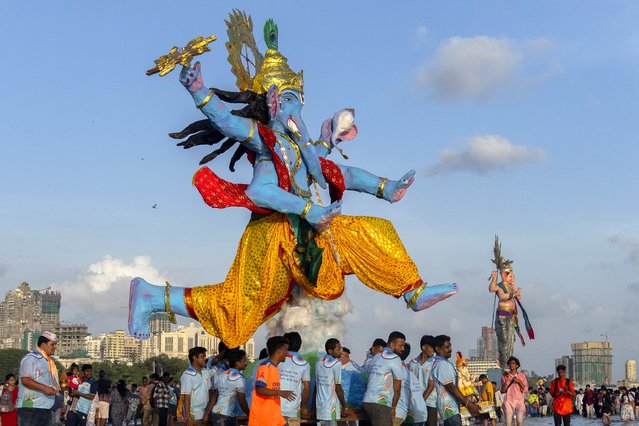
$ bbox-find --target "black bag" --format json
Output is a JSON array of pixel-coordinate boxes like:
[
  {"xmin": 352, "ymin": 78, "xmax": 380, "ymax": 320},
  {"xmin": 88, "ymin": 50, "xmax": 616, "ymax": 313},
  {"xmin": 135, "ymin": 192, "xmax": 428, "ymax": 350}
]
[{"xmin": 149, "ymin": 384, "xmax": 156, "ymax": 408}]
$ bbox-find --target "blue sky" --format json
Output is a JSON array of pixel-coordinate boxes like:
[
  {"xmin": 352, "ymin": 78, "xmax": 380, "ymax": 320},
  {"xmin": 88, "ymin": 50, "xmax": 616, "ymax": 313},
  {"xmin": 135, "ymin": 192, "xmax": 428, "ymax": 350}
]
[{"xmin": 1, "ymin": 1, "xmax": 638, "ymax": 380}]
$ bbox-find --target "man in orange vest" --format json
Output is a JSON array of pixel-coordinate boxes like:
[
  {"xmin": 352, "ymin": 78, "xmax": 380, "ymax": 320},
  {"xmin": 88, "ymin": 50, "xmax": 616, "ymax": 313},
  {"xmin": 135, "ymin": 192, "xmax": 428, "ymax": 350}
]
[{"xmin": 549, "ymin": 365, "xmax": 575, "ymax": 426}]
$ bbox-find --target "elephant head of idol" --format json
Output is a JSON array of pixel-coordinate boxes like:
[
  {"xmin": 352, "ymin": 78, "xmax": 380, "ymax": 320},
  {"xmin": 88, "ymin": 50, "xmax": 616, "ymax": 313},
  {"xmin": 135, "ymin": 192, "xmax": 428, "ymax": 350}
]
[{"xmin": 251, "ymin": 29, "xmax": 327, "ymax": 189}]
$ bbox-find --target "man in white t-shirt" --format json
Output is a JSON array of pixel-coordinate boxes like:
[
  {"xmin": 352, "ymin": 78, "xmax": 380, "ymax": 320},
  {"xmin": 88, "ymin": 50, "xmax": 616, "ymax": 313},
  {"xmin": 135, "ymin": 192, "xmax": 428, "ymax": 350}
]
[
  {"xmin": 180, "ymin": 346, "xmax": 212, "ymax": 425},
  {"xmin": 278, "ymin": 332, "xmax": 311, "ymax": 421},
  {"xmin": 409, "ymin": 334, "xmax": 437, "ymax": 426},
  {"xmin": 362, "ymin": 331, "xmax": 406, "ymax": 426},
  {"xmin": 316, "ymin": 338, "xmax": 350, "ymax": 426},
  {"xmin": 210, "ymin": 349, "xmax": 250, "ymax": 424}
]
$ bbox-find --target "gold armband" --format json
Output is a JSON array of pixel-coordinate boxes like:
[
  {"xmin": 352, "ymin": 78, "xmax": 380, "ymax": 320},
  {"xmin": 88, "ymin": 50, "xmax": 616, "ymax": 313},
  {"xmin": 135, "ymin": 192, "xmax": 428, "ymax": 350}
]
[
  {"xmin": 164, "ymin": 281, "xmax": 177, "ymax": 324},
  {"xmin": 196, "ymin": 89, "xmax": 214, "ymax": 110},
  {"xmin": 300, "ymin": 201, "xmax": 312, "ymax": 220},
  {"xmin": 244, "ymin": 121, "xmax": 256, "ymax": 141},
  {"xmin": 376, "ymin": 178, "xmax": 388, "ymax": 199},
  {"xmin": 316, "ymin": 140, "xmax": 332, "ymax": 153}
]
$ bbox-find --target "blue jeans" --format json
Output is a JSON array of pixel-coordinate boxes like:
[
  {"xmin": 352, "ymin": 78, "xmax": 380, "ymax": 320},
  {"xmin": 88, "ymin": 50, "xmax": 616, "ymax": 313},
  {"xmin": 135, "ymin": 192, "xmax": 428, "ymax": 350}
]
[
  {"xmin": 443, "ymin": 414, "xmax": 462, "ymax": 426},
  {"xmin": 18, "ymin": 407, "xmax": 53, "ymax": 426}
]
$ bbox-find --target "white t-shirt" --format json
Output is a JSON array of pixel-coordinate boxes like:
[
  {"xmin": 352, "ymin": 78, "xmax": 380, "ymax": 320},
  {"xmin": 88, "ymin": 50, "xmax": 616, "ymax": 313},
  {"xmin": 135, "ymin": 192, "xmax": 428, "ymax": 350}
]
[
  {"xmin": 212, "ymin": 368, "xmax": 245, "ymax": 416},
  {"xmin": 315, "ymin": 355, "xmax": 342, "ymax": 421},
  {"xmin": 278, "ymin": 352, "xmax": 310, "ymax": 418}
]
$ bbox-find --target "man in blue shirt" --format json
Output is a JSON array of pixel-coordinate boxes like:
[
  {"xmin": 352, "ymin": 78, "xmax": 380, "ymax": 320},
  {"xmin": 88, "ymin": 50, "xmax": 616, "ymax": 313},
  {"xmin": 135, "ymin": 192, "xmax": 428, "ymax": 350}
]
[
  {"xmin": 17, "ymin": 331, "xmax": 60, "ymax": 426},
  {"xmin": 66, "ymin": 364, "xmax": 98, "ymax": 426},
  {"xmin": 409, "ymin": 335, "xmax": 437, "ymax": 426},
  {"xmin": 362, "ymin": 331, "xmax": 406, "ymax": 426},
  {"xmin": 278, "ymin": 332, "xmax": 310, "ymax": 421},
  {"xmin": 210, "ymin": 349, "xmax": 249, "ymax": 425},
  {"xmin": 315, "ymin": 338, "xmax": 350, "ymax": 425},
  {"xmin": 431, "ymin": 335, "xmax": 480, "ymax": 426}
]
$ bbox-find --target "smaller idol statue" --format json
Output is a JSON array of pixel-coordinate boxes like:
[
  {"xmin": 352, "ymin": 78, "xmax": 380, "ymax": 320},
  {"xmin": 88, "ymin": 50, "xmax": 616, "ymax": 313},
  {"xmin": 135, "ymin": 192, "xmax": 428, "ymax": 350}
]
[{"xmin": 488, "ymin": 236, "xmax": 534, "ymax": 370}]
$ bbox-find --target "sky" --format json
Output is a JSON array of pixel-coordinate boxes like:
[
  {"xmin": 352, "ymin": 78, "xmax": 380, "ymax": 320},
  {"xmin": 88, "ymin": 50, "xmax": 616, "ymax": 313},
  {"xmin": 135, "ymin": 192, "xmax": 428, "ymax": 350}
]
[{"xmin": 1, "ymin": 1, "xmax": 638, "ymax": 380}]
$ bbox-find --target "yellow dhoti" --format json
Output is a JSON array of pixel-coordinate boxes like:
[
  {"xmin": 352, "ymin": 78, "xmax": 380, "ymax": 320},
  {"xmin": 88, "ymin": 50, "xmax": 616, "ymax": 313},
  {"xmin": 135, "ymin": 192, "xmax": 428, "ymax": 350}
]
[{"xmin": 188, "ymin": 213, "xmax": 422, "ymax": 347}]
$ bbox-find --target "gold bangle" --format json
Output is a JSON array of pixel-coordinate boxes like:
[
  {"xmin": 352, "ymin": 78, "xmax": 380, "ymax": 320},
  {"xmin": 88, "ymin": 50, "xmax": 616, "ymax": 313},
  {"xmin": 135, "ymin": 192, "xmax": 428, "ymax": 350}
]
[
  {"xmin": 406, "ymin": 282, "xmax": 427, "ymax": 309},
  {"xmin": 244, "ymin": 121, "xmax": 255, "ymax": 141},
  {"xmin": 164, "ymin": 281, "xmax": 177, "ymax": 324},
  {"xmin": 300, "ymin": 201, "xmax": 312, "ymax": 220},
  {"xmin": 315, "ymin": 140, "xmax": 332, "ymax": 153},
  {"xmin": 196, "ymin": 89, "xmax": 214, "ymax": 110},
  {"xmin": 301, "ymin": 140, "xmax": 314, "ymax": 148},
  {"xmin": 376, "ymin": 178, "xmax": 388, "ymax": 199}
]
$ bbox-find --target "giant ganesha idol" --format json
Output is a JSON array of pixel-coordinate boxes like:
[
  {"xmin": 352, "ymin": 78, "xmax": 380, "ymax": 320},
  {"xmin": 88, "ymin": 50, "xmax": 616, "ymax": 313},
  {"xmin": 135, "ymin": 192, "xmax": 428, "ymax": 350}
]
[{"xmin": 129, "ymin": 11, "xmax": 458, "ymax": 347}]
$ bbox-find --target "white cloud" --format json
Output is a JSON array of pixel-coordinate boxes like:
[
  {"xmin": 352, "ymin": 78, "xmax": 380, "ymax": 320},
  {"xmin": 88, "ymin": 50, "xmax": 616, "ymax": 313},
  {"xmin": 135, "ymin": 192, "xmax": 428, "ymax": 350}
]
[
  {"xmin": 449, "ymin": 318, "xmax": 464, "ymax": 333},
  {"xmin": 413, "ymin": 25, "xmax": 428, "ymax": 41},
  {"xmin": 55, "ymin": 255, "xmax": 167, "ymax": 332},
  {"xmin": 425, "ymin": 135, "xmax": 544, "ymax": 176},
  {"xmin": 609, "ymin": 233, "xmax": 639, "ymax": 265},
  {"xmin": 525, "ymin": 37, "xmax": 556, "ymax": 55},
  {"xmin": 416, "ymin": 36, "xmax": 522, "ymax": 100}
]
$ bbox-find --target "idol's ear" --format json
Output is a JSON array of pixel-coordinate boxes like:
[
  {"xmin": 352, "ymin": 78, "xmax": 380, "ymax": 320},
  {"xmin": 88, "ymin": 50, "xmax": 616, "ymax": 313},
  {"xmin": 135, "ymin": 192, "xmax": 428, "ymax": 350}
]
[
  {"xmin": 320, "ymin": 118, "xmax": 333, "ymax": 142},
  {"xmin": 267, "ymin": 84, "xmax": 279, "ymax": 121},
  {"xmin": 331, "ymin": 108, "xmax": 358, "ymax": 144}
]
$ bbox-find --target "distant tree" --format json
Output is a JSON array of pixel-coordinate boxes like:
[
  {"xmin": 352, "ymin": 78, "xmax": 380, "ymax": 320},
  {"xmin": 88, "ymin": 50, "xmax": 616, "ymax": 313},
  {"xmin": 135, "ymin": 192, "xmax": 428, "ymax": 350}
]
[
  {"xmin": 142, "ymin": 355, "xmax": 189, "ymax": 379},
  {"xmin": 60, "ymin": 349, "xmax": 89, "ymax": 359},
  {"xmin": 0, "ymin": 349, "xmax": 28, "ymax": 378}
]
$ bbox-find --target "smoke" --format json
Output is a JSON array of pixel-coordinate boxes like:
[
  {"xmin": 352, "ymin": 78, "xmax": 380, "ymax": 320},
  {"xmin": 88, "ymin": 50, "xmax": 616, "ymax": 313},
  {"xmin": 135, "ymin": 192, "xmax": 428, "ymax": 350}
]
[{"xmin": 265, "ymin": 286, "xmax": 353, "ymax": 353}]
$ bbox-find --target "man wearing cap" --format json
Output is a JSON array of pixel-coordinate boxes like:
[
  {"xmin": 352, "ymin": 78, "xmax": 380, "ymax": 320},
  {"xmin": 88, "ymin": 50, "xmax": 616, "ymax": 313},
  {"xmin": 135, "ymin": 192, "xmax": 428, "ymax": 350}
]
[{"xmin": 16, "ymin": 331, "xmax": 60, "ymax": 426}]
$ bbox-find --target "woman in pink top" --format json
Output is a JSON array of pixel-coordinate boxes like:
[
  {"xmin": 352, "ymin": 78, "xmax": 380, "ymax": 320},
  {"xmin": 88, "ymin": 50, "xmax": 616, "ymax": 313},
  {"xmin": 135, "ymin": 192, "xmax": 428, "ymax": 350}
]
[{"xmin": 501, "ymin": 357, "xmax": 528, "ymax": 426}]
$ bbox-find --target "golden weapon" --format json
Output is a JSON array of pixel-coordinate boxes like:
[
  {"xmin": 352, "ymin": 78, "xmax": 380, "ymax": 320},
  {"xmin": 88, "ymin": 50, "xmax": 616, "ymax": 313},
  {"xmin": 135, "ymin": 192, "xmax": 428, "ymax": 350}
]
[{"xmin": 146, "ymin": 35, "xmax": 217, "ymax": 77}]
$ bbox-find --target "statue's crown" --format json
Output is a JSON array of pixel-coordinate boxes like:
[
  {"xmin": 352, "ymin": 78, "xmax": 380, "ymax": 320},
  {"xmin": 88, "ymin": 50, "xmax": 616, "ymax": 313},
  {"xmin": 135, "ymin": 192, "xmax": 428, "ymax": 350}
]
[
  {"xmin": 224, "ymin": 12, "xmax": 303, "ymax": 95},
  {"xmin": 251, "ymin": 49, "xmax": 304, "ymax": 95}
]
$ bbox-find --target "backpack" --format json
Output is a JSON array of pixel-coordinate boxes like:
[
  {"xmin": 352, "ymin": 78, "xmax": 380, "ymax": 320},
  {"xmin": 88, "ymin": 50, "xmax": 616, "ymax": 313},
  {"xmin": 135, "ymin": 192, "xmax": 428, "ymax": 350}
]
[
  {"xmin": 551, "ymin": 378, "xmax": 570, "ymax": 395},
  {"xmin": 0, "ymin": 386, "xmax": 15, "ymax": 413},
  {"xmin": 149, "ymin": 384, "xmax": 157, "ymax": 408}
]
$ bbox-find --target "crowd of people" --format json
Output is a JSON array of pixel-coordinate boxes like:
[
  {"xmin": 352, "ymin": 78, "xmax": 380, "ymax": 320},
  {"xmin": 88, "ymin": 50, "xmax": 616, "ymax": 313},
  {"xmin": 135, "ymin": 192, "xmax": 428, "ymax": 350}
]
[{"xmin": 4, "ymin": 330, "xmax": 639, "ymax": 426}]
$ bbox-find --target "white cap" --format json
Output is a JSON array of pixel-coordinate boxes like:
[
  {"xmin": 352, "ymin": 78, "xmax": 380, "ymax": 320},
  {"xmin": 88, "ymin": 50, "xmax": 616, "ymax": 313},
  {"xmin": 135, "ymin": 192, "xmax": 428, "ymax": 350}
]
[{"xmin": 42, "ymin": 331, "xmax": 58, "ymax": 342}]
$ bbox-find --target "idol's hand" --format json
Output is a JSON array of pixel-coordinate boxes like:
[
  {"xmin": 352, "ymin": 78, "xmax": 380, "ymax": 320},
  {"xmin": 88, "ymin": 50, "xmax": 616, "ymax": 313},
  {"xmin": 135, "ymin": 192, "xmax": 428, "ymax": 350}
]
[
  {"xmin": 514, "ymin": 287, "xmax": 521, "ymax": 300},
  {"xmin": 305, "ymin": 200, "xmax": 342, "ymax": 228},
  {"xmin": 179, "ymin": 61, "xmax": 205, "ymax": 93},
  {"xmin": 386, "ymin": 170, "xmax": 415, "ymax": 203}
]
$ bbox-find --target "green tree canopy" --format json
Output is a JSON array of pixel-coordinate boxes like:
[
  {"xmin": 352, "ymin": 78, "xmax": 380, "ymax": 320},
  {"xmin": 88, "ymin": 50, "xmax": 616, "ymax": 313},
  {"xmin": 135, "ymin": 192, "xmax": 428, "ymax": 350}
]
[{"xmin": 0, "ymin": 348, "xmax": 28, "ymax": 378}]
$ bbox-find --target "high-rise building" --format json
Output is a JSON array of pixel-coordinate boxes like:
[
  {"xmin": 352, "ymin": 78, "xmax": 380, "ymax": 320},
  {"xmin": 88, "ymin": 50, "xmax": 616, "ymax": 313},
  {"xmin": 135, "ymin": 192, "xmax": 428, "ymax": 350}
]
[
  {"xmin": 626, "ymin": 360, "xmax": 637, "ymax": 382},
  {"xmin": 41, "ymin": 290, "xmax": 61, "ymax": 331},
  {"xmin": 103, "ymin": 330, "xmax": 141, "ymax": 362},
  {"xmin": 243, "ymin": 338, "xmax": 256, "ymax": 363},
  {"xmin": 467, "ymin": 360, "xmax": 501, "ymax": 378},
  {"xmin": 139, "ymin": 322, "xmax": 256, "ymax": 362},
  {"xmin": 554, "ymin": 355, "xmax": 574, "ymax": 378},
  {"xmin": 470, "ymin": 326, "xmax": 498, "ymax": 362},
  {"xmin": 85, "ymin": 334, "xmax": 106, "ymax": 360},
  {"xmin": 149, "ymin": 313, "xmax": 172, "ymax": 335},
  {"xmin": 571, "ymin": 341, "xmax": 613, "ymax": 385},
  {"xmin": 55, "ymin": 324, "xmax": 89, "ymax": 357},
  {"xmin": 0, "ymin": 282, "xmax": 61, "ymax": 349}
]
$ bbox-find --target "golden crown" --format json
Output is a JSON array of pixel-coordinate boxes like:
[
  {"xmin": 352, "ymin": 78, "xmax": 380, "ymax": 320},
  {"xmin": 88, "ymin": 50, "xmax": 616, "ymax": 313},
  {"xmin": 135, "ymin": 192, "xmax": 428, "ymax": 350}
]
[{"xmin": 251, "ymin": 49, "xmax": 304, "ymax": 95}]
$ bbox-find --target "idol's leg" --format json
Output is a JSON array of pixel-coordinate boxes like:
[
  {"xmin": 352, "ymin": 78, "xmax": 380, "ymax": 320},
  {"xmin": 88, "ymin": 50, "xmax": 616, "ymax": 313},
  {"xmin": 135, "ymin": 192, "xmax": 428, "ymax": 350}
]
[
  {"xmin": 403, "ymin": 282, "xmax": 459, "ymax": 312},
  {"xmin": 128, "ymin": 278, "xmax": 189, "ymax": 339}
]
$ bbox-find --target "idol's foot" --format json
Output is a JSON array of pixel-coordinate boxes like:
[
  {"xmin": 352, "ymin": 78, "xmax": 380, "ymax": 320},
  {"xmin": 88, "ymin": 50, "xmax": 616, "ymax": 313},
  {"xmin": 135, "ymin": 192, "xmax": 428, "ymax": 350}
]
[
  {"xmin": 128, "ymin": 277, "xmax": 163, "ymax": 339},
  {"xmin": 404, "ymin": 282, "xmax": 458, "ymax": 312}
]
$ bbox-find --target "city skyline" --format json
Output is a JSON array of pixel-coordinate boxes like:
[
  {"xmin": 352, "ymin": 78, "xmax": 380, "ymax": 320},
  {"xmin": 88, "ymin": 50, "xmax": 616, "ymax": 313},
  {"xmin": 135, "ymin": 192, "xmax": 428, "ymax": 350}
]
[
  {"xmin": 0, "ymin": 280, "xmax": 632, "ymax": 381},
  {"xmin": 2, "ymin": 1, "xmax": 638, "ymax": 380}
]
